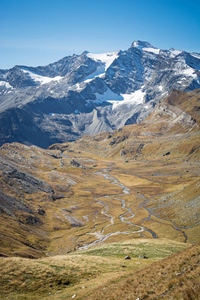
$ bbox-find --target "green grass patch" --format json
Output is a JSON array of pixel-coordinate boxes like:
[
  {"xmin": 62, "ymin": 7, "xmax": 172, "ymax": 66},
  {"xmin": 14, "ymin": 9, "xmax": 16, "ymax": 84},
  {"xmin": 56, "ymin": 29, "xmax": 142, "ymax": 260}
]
[{"xmin": 77, "ymin": 239, "xmax": 188, "ymax": 259}]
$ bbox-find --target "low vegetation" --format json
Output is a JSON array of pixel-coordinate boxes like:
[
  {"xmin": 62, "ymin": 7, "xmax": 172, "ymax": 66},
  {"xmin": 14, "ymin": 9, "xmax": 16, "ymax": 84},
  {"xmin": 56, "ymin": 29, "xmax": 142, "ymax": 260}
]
[
  {"xmin": 0, "ymin": 239, "xmax": 197, "ymax": 299},
  {"xmin": 0, "ymin": 89, "xmax": 199, "ymax": 299},
  {"xmin": 85, "ymin": 243, "xmax": 200, "ymax": 300}
]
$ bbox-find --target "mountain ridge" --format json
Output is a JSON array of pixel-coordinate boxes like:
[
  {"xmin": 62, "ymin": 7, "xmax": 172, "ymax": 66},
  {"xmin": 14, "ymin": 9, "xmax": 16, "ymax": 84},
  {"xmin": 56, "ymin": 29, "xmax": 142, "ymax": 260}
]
[{"xmin": 0, "ymin": 41, "xmax": 200, "ymax": 148}]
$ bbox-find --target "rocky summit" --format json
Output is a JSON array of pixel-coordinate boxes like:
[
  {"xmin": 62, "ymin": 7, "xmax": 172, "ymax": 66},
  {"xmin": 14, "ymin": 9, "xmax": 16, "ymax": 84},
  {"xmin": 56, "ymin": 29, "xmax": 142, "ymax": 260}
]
[{"xmin": 0, "ymin": 41, "xmax": 200, "ymax": 147}]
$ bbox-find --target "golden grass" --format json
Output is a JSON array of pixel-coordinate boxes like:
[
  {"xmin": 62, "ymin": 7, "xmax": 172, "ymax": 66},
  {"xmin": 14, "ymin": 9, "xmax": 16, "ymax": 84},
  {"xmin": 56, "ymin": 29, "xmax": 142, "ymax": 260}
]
[
  {"xmin": 84, "ymin": 244, "xmax": 200, "ymax": 300},
  {"xmin": 0, "ymin": 239, "xmax": 190, "ymax": 300},
  {"xmin": 0, "ymin": 137, "xmax": 199, "ymax": 257}
]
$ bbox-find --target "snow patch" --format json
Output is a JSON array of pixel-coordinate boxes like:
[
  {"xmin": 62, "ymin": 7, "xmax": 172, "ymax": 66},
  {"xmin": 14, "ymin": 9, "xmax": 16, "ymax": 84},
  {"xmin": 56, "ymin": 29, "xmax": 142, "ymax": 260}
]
[
  {"xmin": 86, "ymin": 86, "xmax": 146, "ymax": 109},
  {"xmin": 21, "ymin": 68, "xmax": 62, "ymax": 85},
  {"xmin": 191, "ymin": 52, "xmax": 200, "ymax": 59},
  {"xmin": 143, "ymin": 48, "xmax": 160, "ymax": 55},
  {"xmin": 132, "ymin": 41, "xmax": 160, "ymax": 54},
  {"xmin": 72, "ymin": 82, "xmax": 85, "ymax": 92},
  {"xmin": 175, "ymin": 57, "xmax": 198, "ymax": 79},
  {"xmin": 143, "ymin": 102, "xmax": 151, "ymax": 109},
  {"xmin": 84, "ymin": 64, "xmax": 106, "ymax": 81},
  {"xmin": 108, "ymin": 89, "xmax": 145, "ymax": 109},
  {"xmin": 86, "ymin": 52, "xmax": 118, "ymax": 70},
  {"xmin": 84, "ymin": 52, "xmax": 118, "ymax": 86},
  {"xmin": 132, "ymin": 41, "xmax": 152, "ymax": 50},
  {"xmin": 95, "ymin": 88, "xmax": 123, "ymax": 102},
  {"xmin": 169, "ymin": 49, "xmax": 182, "ymax": 57},
  {"xmin": 86, "ymin": 87, "xmax": 123, "ymax": 106},
  {"xmin": 0, "ymin": 81, "xmax": 13, "ymax": 89},
  {"xmin": 182, "ymin": 67, "xmax": 197, "ymax": 78}
]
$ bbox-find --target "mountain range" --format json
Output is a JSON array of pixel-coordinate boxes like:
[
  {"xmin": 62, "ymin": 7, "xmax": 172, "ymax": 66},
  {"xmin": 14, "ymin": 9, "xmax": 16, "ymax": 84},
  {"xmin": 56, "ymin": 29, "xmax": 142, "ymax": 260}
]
[
  {"xmin": 0, "ymin": 39, "xmax": 200, "ymax": 298},
  {"xmin": 0, "ymin": 40, "xmax": 200, "ymax": 148}
]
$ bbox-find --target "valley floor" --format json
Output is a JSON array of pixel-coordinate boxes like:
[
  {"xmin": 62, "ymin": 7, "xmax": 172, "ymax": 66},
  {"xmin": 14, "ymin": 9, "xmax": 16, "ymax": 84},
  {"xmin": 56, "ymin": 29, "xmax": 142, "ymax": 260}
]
[
  {"xmin": 0, "ymin": 145, "xmax": 199, "ymax": 299},
  {"xmin": 0, "ymin": 89, "xmax": 200, "ymax": 299}
]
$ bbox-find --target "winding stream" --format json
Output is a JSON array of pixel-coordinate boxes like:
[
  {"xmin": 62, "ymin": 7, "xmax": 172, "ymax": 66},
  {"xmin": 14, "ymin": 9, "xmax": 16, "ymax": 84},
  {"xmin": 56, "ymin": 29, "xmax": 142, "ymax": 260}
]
[
  {"xmin": 79, "ymin": 171, "xmax": 158, "ymax": 251},
  {"xmin": 61, "ymin": 155, "xmax": 189, "ymax": 249},
  {"xmin": 136, "ymin": 193, "xmax": 188, "ymax": 242}
]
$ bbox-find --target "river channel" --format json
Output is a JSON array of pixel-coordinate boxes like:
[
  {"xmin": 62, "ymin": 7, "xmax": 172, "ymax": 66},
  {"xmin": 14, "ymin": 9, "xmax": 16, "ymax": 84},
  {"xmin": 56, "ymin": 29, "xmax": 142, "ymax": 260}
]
[{"xmin": 79, "ymin": 171, "xmax": 158, "ymax": 251}]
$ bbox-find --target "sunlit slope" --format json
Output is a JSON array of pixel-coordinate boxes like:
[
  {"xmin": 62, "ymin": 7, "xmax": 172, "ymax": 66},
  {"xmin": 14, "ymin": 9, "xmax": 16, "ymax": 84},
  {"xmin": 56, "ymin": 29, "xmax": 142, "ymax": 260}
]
[
  {"xmin": 1, "ymin": 239, "xmax": 197, "ymax": 300},
  {"xmin": 0, "ymin": 89, "xmax": 199, "ymax": 258},
  {"xmin": 0, "ymin": 240, "xmax": 199, "ymax": 300}
]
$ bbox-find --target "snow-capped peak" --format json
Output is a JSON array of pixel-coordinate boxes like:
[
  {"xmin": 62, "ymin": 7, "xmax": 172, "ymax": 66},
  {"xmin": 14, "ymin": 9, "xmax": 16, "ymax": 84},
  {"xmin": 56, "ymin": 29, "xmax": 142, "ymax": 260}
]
[
  {"xmin": 0, "ymin": 40, "xmax": 200, "ymax": 148},
  {"xmin": 131, "ymin": 40, "xmax": 153, "ymax": 50},
  {"xmin": 86, "ymin": 52, "xmax": 119, "ymax": 70},
  {"xmin": 131, "ymin": 40, "xmax": 160, "ymax": 54}
]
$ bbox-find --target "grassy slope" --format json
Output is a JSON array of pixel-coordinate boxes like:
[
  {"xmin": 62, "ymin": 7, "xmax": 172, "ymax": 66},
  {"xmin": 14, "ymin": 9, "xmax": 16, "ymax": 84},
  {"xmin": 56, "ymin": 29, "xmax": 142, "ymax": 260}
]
[
  {"xmin": 0, "ymin": 89, "xmax": 199, "ymax": 299},
  {"xmin": 0, "ymin": 239, "xmax": 196, "ymax": 300},
  {"xmin": 84, "ymin": 243, "xmax": 200, "ymax": 300}
]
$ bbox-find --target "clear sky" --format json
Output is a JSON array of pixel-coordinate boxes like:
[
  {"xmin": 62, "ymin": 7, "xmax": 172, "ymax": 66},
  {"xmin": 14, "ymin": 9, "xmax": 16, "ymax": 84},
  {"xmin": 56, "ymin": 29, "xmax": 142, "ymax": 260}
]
[{"xmin": 0, "ymin": 0, "xmax": 200, "ymax": 69}]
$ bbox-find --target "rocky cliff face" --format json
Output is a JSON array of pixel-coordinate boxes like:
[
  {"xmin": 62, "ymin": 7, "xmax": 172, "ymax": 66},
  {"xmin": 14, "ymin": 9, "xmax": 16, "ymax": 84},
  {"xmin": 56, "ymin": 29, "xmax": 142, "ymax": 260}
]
[{"xmin": 0, "ymin": 41, "xmax": 200, "ymax": 147}]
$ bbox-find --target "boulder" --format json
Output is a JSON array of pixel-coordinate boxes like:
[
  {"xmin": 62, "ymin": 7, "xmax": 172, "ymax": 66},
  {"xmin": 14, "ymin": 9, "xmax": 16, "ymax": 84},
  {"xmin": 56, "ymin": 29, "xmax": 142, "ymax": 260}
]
[{"xmin": 125, "ymin": 255, "xmax": 131, "ymax": 260}]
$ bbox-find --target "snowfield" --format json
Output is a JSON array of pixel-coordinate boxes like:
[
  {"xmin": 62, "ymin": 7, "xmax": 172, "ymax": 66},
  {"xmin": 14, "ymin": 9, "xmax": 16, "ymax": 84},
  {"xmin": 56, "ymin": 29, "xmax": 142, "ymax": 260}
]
[
  {"xmin": 21, "ymin": 68, "xmax": 62, "ymax": 85},
  {"xmin": 86, "ymin": 52, "xmax": 119, "ymax": 70}
]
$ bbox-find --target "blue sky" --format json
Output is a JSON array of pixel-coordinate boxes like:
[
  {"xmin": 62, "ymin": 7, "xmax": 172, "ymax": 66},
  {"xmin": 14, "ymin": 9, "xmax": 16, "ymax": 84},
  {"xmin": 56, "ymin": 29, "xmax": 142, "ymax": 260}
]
[{"xmin": 0, "ymin": 0, "xmax": 200, "ymax": 69}]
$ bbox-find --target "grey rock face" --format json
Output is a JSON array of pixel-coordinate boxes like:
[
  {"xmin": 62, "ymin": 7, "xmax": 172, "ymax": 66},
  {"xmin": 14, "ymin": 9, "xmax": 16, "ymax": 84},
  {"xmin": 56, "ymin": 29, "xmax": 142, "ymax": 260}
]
[
  {"xmin": 3, "ymin": 164, "xmax": 54, "ymax": 194},
  {"xmin": 105, "ymin": 47, "xmax": 144, "ymax": 94},
  {"xmin": 0, "ymin": 189, "xmax": 33, "ymax": 217},
  {"xmin": 0, "ymin": 41, "xmax": 199, "ymax": 147},
  {"xmin": 0, "ymin": 155, "xmax": 54, "ymax": 220}
]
